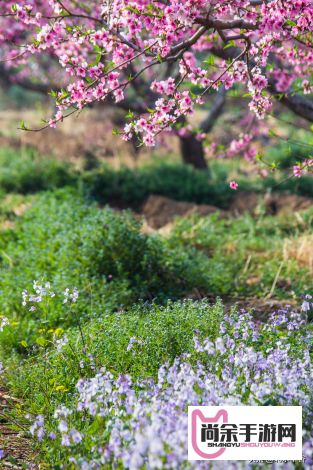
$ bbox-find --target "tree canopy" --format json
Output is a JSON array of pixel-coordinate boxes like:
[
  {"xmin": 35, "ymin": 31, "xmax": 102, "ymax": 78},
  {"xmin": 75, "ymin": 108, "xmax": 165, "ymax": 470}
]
[{"xmin": 1, "ymin": 0, "xmax": 313, "ymax": 177}]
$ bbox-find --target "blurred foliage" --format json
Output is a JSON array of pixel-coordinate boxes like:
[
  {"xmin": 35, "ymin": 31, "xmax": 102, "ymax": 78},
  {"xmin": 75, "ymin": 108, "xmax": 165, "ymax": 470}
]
[
  {"xmin": 264, "ymin": 142, "xmax": 310, "ymax": 169},
  {"xmin": 0, "ymin": 189, "xmax": 213, "ymax": 352},
  {"xmin": 0, "ymin": 188, "xmax": 312, "ymax": 355},
  {"xmin": 0, "ymin": 85, "xmax": 46, "ymax": 110},
  {"xmin": 0, "ymin": 146, "xmax": 312, "ymax": 205},
  {"xmin": 81, "ymin": 162, "xmax": 233, "ymax": 208},
  {"xmin": 0, "ymin": 147, "xmax": 77, "ymax": 193}
]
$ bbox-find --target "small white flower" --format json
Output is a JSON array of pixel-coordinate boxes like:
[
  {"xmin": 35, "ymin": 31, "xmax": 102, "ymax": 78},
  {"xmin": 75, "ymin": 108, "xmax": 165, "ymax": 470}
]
[
  {"xmin": 70, "ymin": 428, "xmax": 83, "ymax": 444},
  {"xmin": 63, "ymin": 287, "xmax": 79, "ymax": 304},
  {"xmin": 127, "ymin": 337, "xmax": 144, "ymax": 351},
  {"xmin": 58, "ymin": 420, "xmax": 68, "ymax": 433},
  {"xmin": 302, "ymin": 301, "xmax": 311, "ymax": 312},
  {"xmin": 0, "ymin": 317, "xmax": 9, "ymax": 332},
  {"xmin": 215, "ymin": 337, "xmax": 225, "ymax": 353},
  {"xmin": 54, "ymin": 335, "xmax": 69, "ymax": 352}
]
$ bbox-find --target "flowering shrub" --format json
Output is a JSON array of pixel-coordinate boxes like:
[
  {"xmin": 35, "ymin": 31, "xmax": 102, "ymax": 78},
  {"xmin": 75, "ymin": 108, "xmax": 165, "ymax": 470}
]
[
  {"xmin": 0, "ymin": 0, "xmax": 311, "ymax": 126},
  {"xmin": 24, "ymin": 301, "xmax": 313, "ymax": 469},
  {"xmin": 1, "ymin": 1, "xmax": 313, "ymax": 180}
]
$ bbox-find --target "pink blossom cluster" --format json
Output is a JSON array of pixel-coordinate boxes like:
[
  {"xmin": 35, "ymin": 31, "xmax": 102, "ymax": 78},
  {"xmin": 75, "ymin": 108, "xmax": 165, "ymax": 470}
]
[
  {"xmin": 293, "ymin": 158, "xmax": 313, "ymax": 177},
  {"xmin": 1, "ymin": 0, "xmax": 313, "ymax": 154},
  {"xmin": 227, "ymin": 133, "xmax": 257, "ymax": 162}
]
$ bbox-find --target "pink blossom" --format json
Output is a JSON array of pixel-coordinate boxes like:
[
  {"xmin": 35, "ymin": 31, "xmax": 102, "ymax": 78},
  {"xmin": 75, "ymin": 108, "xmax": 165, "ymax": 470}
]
[
  {"xmin": 196, "ymin": 133, "xmax": 206, "ymax": 141},
  {"xmin": 0, "ymin": 0, "xmax": 313, "ymax": 167},
  {"xmin": 229, "ymin": 181, "xmax": 239, "ymax": 190},
  {"xmin": 293, "ymin": 165, "xmax": 303, "ymax": 177}
]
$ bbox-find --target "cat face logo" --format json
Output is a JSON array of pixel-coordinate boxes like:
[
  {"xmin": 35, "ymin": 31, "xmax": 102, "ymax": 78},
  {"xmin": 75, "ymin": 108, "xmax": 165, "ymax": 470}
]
[{"xmin": 191, "ymin": 409, "xmax": 228, "ymax": 459}]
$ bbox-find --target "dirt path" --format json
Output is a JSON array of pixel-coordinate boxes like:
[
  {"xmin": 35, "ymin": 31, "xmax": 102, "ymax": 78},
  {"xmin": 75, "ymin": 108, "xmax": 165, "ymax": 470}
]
[
  {"xmin": 0, "ymin": 387, "xmax": 37, "ymax": 469},
  {"xmin": 139, "ymin": 193, "xmax": 313, "ymax": 229}
]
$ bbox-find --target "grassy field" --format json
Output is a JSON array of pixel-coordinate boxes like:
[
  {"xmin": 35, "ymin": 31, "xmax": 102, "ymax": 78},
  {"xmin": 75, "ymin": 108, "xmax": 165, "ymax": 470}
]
[{"xmin": 0, "ymin": 145, "xmax": 312, "ymax": 468}]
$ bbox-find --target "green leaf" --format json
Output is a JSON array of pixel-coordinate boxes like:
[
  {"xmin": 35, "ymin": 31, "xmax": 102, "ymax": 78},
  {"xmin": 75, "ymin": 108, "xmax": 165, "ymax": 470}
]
[
  {"xmin": 20, "ymin": 120, "xmax": 29, "ymax": 131},
  {"xmin": 224, "ymin": 40, "xmax": 235, "ymax": 49},
  {"xmin": 36, "ymin": 336, "xmax": 48, "ymax": 347},
  {"xmin": 204, "ymin": 55, "xmax": 215, "ymax": 66},
  {"xmin": 285, "ymin": 19, "xmax": 297, "ymax": 27}
]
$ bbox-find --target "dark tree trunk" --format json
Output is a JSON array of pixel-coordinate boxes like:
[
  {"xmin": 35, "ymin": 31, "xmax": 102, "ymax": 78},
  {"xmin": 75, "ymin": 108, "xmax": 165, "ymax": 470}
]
[
  {"xmin": 179, "ymin": 134, "xmax": 208, "ymax": 169},
  {"xmin": 178, "ymin": 87, "xmax": 226, "ymax": 170}
]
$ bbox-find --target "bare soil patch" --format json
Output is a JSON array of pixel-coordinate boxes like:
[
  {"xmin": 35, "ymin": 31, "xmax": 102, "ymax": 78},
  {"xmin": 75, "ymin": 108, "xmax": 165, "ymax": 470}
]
[
  {"xmin": 0, "ymin": 387, "xmax": 37, "ymax": 469},
  {"xmin": 140, "ymin": 195, "xmax": 227, "ymax": 229},
  {"xmin": 230, "ymin": 191, "xmax": 313, "ymax": 215},
  {"xmin": 138, "ymin": 192, "xmax": 313, "ymax": 231}
]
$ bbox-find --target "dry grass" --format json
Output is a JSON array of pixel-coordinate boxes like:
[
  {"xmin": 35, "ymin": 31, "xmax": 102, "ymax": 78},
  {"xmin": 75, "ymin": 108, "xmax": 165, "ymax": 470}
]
[{"xmin": 283, "ymin": 235, "xmax": 313, "ymax": 272}]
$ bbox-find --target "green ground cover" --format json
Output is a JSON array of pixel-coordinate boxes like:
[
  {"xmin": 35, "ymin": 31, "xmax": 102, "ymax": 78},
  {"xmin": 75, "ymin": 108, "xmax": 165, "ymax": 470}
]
[{"xmin": 0, "ymin": 146, "xmax": 311, "ymax": 468}]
